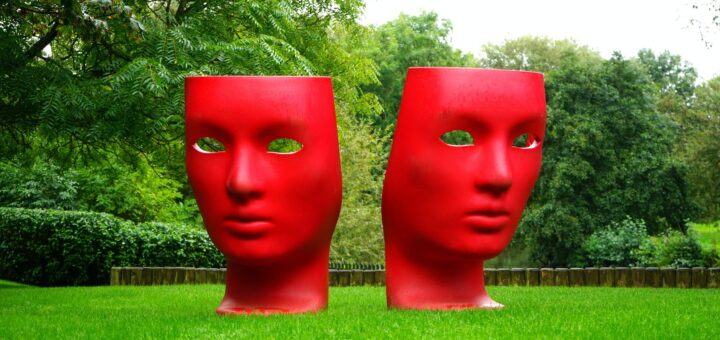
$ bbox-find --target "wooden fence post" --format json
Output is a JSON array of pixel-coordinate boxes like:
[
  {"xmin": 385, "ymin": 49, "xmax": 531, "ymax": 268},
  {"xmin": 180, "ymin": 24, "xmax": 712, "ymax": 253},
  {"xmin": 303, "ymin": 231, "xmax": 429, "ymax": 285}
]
[
  {"xmin": 175, "ymin": 268, "xmax": 186, "ymax": 284},
  {"xmin": 676, "ymin": 268, "xmax": 691, "ymax": 288},
  {"xmin": 484, "ymin": 268, "xmax": 497, "ymax": 286},
  {"xmin": 120, "ymin": 268, "xmax": 132, "ymax": 285},
  {"xmin": 219, "ymin": 268, "xmax": 227, "ymax": 283},
  {"xmin": 691, "ymin": 267, "xmax": 707, "ymax": 288},
  {"xmin": 708, "ymin": 268, "xmax": 720, "ymax": 288},
  {"xmin": 161, "ymin": 268, "xmax": 174, "ymax": 285},
  {"xmin": 338, "ymin": 270, "xmax": 351, "ymax": 286},
  {"xmin": 644, "ymin": 267, "xmax": 660, "ymax": 287},
  {"xmin": 196, "ymin": 268, "xmax": 207, "ymax": 284},
  {"xmin": 631, "ymin": 267, "xmax": 645, "ymax": 288},
  {"xmin": 660, "ymin": 267, "xmax": 676, "ymax": 287},
  {"xmin": 615, "ymin": 267, "xmax": 631, "ymax": 287},
  {"xmin": 130, "ymin": 267, "xmax": 142, "ymax": 285},
  {"xmin": 599, "ymin": 267, "xmax": 614, "ymax": 287},
  {"xmin": 584, "ymin": 268, "xmax": 599, "ymax": 286},
  {"xmin": 540, "ymin": 268, "xmax": 554, "ymax": 286},
  {"xmin": 151, "ymin": 268, "xmax": 163, "ymax": 285},
  {"xmin": 329, "ymin": 270, "xmax": 339, "ymax": 287},
  {"xmin": 555, "ymin": 268, "xmax": 569, "ymax": 286},
  {"xmin": 527, "ymin": 268, "xmax": 540, "ymax": 286},
  {"xmin": 365, "ymin": 271, "xmax": 378, "ymax": 286},
  {"xmin": 497, "ymin": 268, "xmax": 511, "ymax": 286},
  {"xmin": 569, "ymin": 268, "xmax": 584, "ymax": 286},
  {"xmin": 511, "ymin": 268, "xmax": 526, "ymax": 286},
  {"xmin": 110, "ymin": 267, "xmax": 120, "ymax": 285},
  {"xmin": 350, "ymin": 271, "xmax": 363, "ymax": 286},
  {"xmin": 374, "ymin": 270, "xmax": 386, "ymax": 286}
]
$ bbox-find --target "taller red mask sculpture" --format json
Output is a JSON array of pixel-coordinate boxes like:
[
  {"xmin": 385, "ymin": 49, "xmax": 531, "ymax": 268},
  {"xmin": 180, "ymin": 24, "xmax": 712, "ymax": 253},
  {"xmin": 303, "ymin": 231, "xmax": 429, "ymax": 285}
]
[
  {"xmin": 382, "ymin": 68, "xmax": 546, "ymax": 310},
  {"xmin": 185, "ymin": 76, "xmax": 342, "ymax": 314}
]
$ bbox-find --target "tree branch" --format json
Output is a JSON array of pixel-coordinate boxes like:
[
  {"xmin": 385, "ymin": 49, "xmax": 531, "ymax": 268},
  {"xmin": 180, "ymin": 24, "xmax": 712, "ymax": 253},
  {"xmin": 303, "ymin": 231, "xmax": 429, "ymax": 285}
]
[{"xmin": 23, "ymin": 19, "xmax": 60, "ymax": 64}]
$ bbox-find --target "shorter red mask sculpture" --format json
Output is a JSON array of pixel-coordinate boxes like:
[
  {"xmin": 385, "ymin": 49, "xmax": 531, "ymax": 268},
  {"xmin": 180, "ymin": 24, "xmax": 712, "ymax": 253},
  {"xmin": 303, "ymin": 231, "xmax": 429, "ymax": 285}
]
[
  {"xmin": 382, "ymin": 68, "xmax": 546, "ymax": 309},
  {"xmin": 185, "ymin": 76, "xmax": 342, "ymax": 314}
]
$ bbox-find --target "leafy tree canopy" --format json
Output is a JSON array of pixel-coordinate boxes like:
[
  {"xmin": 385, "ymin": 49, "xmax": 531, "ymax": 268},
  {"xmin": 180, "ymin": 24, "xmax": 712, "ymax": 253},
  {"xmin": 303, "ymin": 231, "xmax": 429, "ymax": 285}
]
[
  {"xmin": 352, "ymin": 11, "xmax": 477, "ymax": 131},
  {"xmin": 480, "ymin": 37, "xmax": 695, "ymax": 265}
]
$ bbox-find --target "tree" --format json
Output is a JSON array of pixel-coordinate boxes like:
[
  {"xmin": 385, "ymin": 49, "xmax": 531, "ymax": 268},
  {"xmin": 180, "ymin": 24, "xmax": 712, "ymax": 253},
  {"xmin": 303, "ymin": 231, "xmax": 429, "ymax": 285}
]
[
  {"xmin": 0, "ymin": 0, "xmax": 388, "ymax": 263},
  {"xmin": 508, "ymin": 50, "xmax": 694, "ymax": 266},
  {"xmin": 481, "ymin": 35, "xmax": 602, "ymax": 74},
  {"xmin": 636, "ymin": 49, "xmax": 697, "ymax": 103},
  {"xmin": 354, "ymin": 12, "xmax": 477, "ymax": 130},
  {"xmin": 683, "ymin": 76, "xmax": 720, "ymax": 220}
]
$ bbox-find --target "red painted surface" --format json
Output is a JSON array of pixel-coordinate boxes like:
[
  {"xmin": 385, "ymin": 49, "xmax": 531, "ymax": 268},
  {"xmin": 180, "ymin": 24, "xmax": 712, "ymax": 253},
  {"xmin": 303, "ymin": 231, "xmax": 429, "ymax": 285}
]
[
  {"xmin": 185, "ymin": 76, "xmax": 342, "ymax": 314},
  {"xmin": 382, "ymin": 68, "xmax": 546, "ymax": 310}
]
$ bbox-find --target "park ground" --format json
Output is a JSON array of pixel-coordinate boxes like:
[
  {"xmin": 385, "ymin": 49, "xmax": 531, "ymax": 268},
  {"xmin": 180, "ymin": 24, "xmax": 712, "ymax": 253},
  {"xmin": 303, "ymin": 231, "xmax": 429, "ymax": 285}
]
[{"xmin": 1, "ymin": 284, "xmax": 719, "ymax": 339}]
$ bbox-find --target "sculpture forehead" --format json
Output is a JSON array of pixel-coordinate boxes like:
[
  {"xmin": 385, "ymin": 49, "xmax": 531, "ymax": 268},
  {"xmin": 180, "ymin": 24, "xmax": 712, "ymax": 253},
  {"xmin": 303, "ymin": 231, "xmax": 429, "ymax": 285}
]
[
  {"xmin": 401, "ymin": 68, "xmax": 546, "ymax": 120},
  {"xmin": 185, "ymin": 76, "xmax": 334, "ymax": 127}
]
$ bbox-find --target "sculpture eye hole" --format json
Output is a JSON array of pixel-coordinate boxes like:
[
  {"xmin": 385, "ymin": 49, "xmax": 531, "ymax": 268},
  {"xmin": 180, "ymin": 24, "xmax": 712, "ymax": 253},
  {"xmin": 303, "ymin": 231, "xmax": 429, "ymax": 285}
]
[
  {"xmin": 195, "ymin": 137, "xmax": 225, "ymax": 153},
  {"xmin": 268, "ymin": 138, "xmax": 303, "ymax": 154},
  {"xmin": 512, "ymin": 133, "xmax": 540, "ymax": 149},
  {"xmin": 441, "ymin": 130, "xmax": 474, "ymax": 146}
]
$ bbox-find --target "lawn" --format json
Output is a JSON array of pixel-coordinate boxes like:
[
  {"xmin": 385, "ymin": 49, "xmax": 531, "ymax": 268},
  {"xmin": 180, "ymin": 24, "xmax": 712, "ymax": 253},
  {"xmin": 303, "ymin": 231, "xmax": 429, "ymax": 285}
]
[
  {"xmin": 1, "ymin": 285, "xmax": 718, "ymax": 339},
  {"xmin": 691, "ymin": 221, "xmax": 720, "ymax": 251},
  {"xmin": 0, "ymin": 279, "xmax": 28, "ymax": 288}
]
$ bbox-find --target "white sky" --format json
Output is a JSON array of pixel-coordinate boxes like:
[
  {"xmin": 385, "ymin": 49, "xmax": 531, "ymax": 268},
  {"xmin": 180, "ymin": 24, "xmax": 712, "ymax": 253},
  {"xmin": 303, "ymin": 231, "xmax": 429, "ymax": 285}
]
[{"xmin": 360, "ymin": 0, "xmax": 720, "ymax": 82}]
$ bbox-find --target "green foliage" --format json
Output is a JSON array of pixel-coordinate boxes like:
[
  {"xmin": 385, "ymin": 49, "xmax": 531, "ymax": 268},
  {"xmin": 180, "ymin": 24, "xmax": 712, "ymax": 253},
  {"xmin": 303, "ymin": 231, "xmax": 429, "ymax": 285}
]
[
  {"xmin": 690, "ymin": 221, "xmax": 720, "ymax": 251},
  {"xmin": 681, "ymin": 77, "xmax": 720, "ymax": 220},
  {"xmin": 481, "ymin": 36, "xmax": 602, "ymax": 73},
  {"xmin": 355, "ymin": 12, "xmax": 478, "ymax": 129},
  {"xmin": 0, "ymin": 207, "xmax": 223, "ymax": 286},
  {"xmin": 267, "ymin": 138, "xmax": 303, "ymax": 153},
  {"xmin": 441, "ymin": 130, "xmax": 474, "ymax": 146},
  {"xmin": 2, "ymin": 2, "xmax": 716, "ymax": 268},
  {"xmin": 1, "ymin": 0, "xmax": 387, "ymax": 263},
  {"xmin": 583, "ymin": 217, "xmax": 654, "ymax": 267},
  {"xmin": 331, "ymin": 116, "xmax": 385, "ymax": 263},
  {"xmin": 0, "ymin": 160, "xmax": 81, "ymax": 211},
  {"xmin": 0, "ymin": 156, "xmax": 201, "ymax": 225},
  {"xmin": 654, "ymin": 229, "xmax": 706, "ymax": 267},
  {"xmin": 582, "ymin": 217, "xmax": 710, "ymax": 268},
  {"xmin": 636, "ymin": 49, "xmax": 697, "ymax": 103},
  {"xmin": 515, "ymin": 48, "xmax": 694, "ymax": 266}
]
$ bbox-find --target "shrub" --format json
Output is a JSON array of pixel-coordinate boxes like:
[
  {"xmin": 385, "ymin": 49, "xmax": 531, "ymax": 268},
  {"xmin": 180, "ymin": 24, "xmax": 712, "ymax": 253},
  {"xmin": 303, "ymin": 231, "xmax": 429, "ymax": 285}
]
[
  {"xmin": 583, "ymin": 217, "xmax": 654, "ymax": 267},
  {"xmin": 0, "ymin": 207, "xmax": 223, "ymax": 286},
  {"xmin": 655, "ymin": 229, "xmax": 705, "ymax": 267},
  {"xmin": 0, "ymin": 158, "xmax": 202, "ymax": 226}
]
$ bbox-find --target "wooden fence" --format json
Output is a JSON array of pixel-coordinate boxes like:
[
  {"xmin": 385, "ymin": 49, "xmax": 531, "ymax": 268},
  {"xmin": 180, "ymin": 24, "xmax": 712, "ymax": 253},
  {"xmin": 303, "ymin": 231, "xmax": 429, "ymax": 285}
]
[{"xmin": 111, "ymin": 267, "xmax": 720, "ymax": 288}]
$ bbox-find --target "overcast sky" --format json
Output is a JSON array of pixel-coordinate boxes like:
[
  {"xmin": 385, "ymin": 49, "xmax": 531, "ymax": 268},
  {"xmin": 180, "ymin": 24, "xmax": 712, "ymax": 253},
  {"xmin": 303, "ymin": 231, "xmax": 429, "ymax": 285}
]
[{"xmin": 360, "ymin": 0, "xmax": 720, "ymax": 82}]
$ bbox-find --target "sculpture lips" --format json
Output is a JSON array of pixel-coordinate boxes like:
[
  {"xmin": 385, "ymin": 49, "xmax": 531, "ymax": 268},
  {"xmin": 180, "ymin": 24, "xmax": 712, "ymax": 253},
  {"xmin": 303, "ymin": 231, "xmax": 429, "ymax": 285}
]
[
  {"xmin": 464, "ymin": 210, "xmax": 509, "ymax": 232},
  {"xmin": 223, "ymin": 214, "xmax": 272, "ymax": 239}
]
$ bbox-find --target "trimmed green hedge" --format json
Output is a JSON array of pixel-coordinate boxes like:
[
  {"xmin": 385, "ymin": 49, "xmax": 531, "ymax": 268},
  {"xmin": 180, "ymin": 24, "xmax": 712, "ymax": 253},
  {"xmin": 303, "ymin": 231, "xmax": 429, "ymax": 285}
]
[{"xmin": 0, "ymin": 207, "xmax": 223, "ymax": 286}]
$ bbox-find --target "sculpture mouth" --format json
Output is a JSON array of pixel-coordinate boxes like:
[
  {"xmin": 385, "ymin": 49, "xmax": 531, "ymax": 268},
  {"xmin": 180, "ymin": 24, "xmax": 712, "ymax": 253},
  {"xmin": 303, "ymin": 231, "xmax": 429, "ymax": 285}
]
[
  {"xmin": 464, "ymin": 210, "xmax": 509, "ymax": 233},
  {"xmin": 223, "ymin": 215, "xmax": 272, "ymax": 239}
]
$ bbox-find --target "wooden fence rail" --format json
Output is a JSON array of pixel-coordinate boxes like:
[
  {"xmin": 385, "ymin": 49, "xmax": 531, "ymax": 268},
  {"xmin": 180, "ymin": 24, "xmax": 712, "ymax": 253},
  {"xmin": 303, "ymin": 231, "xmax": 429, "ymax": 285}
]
[{"xmin": 111, "ymin": 267, "xmax": 720, "ymax": 288}]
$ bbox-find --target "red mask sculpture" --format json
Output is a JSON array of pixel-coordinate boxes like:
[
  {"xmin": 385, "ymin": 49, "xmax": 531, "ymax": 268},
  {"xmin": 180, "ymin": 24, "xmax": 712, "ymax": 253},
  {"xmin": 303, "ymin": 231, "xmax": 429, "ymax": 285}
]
[
  {"xmin": 185, "ymin": 76, "xmax": 342, "ymax": 314},
  {"xmin": 382, "ymin": 68, "xmax": 546, "ymax": 310}
]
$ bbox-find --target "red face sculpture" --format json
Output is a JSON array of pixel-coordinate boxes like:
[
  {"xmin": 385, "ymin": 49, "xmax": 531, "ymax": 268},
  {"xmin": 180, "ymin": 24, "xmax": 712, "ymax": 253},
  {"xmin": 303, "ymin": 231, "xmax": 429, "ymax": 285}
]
[
  {"xmin": 382, "ymin": 68, "xmax": 546, "ymax": 309},
  {"xmin": 185, "ymin": 76, "xmax": 342, "ymax": 314}
]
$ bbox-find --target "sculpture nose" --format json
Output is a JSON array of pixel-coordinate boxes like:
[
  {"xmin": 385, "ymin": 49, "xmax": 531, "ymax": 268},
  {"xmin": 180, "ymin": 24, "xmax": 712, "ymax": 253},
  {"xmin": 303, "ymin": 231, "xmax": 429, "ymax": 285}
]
[
  {"xmin": 226, "ymin": 149, "xmax": 265, "ymax": 202},
  {"xmin": 474, "ymin": 141, "xmax": 512, "ymax": 194}
]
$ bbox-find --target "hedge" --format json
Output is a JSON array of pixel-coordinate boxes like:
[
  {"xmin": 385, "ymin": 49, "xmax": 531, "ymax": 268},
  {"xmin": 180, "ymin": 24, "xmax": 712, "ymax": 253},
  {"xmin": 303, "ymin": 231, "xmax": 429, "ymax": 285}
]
[{"xmin": 0, "ymin": 207, "xmax": 224, "ymax": 286}]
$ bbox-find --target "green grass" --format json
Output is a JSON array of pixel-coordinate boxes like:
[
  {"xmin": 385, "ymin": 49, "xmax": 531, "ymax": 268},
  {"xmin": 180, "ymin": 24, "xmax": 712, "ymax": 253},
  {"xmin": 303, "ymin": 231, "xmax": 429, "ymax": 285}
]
[
  {"xmin": 0, "ymin": 279, "xmax": 29, "ymax": 288},
  {"xmin": 691, "ymin": 221, "xmax": 720, "ymax": 251},
  {"xmin": 1, "ymin": 286, "xmax": 719, "ymax": 339}
]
